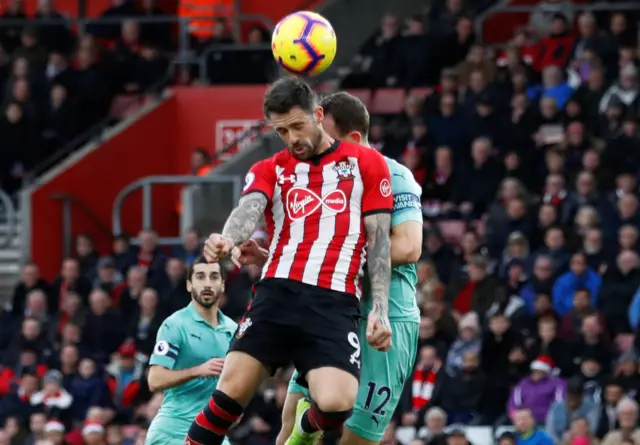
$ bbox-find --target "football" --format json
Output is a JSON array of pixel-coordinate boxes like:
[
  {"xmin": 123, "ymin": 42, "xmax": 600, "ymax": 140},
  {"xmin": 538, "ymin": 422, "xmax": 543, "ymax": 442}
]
[{"xmin": 271, "ymin": 11, "xmax": 337, "ymax": 76}]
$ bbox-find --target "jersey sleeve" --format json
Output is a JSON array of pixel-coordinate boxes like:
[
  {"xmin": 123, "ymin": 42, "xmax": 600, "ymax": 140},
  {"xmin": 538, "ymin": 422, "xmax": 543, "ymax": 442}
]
[
  {"xmin": 360, "ymin": 149, "xmax": 393, "ymax": 215},
  {"xmin": 390, "ymin": 164, "xmax": 423, "ymax": 228},
  {"xmin": 242, "ymin": 157, "xmax": 277, "ymax": 201},
  {"xmin": 149, "ymin": 320, "xmax": 183, "ymax": 369}
]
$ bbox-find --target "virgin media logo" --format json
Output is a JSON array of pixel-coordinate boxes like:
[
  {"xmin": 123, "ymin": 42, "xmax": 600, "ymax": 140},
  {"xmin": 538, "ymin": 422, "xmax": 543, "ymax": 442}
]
[{"xmin": 286, "ymin": 187, "xmax": 347, "ymax": 221}]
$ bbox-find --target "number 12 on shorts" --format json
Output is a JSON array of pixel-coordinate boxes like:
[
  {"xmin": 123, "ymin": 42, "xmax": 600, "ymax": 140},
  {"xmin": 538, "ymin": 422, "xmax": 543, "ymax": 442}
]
[{"xmin": 364, "ymin": 382, "xmax": 391, "ymax": 416}]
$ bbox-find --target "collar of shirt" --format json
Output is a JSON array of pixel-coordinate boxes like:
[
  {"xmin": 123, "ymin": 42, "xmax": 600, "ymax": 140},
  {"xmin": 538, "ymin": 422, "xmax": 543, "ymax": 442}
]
[{"xmin": 187, "ymin": 303, "xmax": 235, "ymax": 334}]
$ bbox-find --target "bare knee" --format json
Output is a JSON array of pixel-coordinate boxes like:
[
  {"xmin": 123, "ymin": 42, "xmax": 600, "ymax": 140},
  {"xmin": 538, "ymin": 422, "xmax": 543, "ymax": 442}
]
[{"xmin": 308, "ymin": 368, "xmax": 358, "ymax": 412}]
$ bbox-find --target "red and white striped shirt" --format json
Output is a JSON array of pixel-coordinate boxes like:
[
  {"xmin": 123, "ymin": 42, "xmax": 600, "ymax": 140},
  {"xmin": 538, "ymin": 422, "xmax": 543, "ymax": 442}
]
[{"xmin": 242, "ymin": 141, "xmax": 393, "ymax": 297}]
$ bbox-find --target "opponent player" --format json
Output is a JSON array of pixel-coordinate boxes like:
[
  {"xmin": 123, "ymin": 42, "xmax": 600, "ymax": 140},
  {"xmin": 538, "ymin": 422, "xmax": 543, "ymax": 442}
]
[
  {"xmin": 146, "ymin": 258, "xmax": 237, "ymax": 445},
  {"xmin": 235, "ymin": 92, "xmax": 423, "ymax": 445},
  {"xmin": 186, "ymin": 76, "xmax": 394, "ymax": 445}
]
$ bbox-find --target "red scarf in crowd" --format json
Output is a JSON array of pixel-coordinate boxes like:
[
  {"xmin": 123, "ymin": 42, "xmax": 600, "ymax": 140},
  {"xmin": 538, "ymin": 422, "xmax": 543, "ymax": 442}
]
[{"xmin": 411, "ymin": 364, "xmax": 440, "ymax": 410}]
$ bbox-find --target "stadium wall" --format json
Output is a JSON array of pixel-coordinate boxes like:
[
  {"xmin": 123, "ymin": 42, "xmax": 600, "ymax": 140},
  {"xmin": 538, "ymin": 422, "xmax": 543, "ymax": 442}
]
[{"xmin": 26, "ymin": 86, "xmax": 267, "ymax": 280}]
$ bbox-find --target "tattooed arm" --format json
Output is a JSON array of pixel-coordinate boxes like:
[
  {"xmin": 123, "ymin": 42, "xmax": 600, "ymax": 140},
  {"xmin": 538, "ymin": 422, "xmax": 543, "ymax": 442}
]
[
  {"xmin": 221, "ymin": 192, "xmax": 268, "ymax": 246},
  {"xmin": 364, "ymin": 212, "xmax": 393, "ymax": 351}
]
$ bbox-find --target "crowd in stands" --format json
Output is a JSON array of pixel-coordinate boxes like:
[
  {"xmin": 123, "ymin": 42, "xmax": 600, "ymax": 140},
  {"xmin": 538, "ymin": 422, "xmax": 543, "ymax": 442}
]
[
  {"xmin": 4, "ymin": 0, "xmax": 640, "ymax": 445},
  {"xmin": 0, "ymin": 0, "xmax": 273, "ymax": 196}
]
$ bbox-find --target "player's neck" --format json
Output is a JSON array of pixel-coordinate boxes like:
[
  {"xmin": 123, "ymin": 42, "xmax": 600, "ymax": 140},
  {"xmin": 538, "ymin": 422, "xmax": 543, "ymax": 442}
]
[
  {"xmin": 315, "ymin": 132, "xmax": 335, "ymax": 155},
  {"xmin": 194, "ymin": 303, "xmax": 220, "ymax": 326}
]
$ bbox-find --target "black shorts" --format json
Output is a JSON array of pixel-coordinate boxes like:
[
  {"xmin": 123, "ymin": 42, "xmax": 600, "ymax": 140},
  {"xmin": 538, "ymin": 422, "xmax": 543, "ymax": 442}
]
[{"xmin": 229, "ymin": 278, "xmax": 361, "ymax": 382}]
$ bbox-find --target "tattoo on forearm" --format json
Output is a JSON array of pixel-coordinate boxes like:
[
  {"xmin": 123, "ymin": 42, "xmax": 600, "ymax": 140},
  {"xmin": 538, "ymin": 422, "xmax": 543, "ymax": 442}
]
[
  {"xmin": 364, "ymin": 213, "xmax": 392, "ymax": 321},
  {"xmin": 222, "ymin": 193, "xmax": 268, "ymax": 245}
]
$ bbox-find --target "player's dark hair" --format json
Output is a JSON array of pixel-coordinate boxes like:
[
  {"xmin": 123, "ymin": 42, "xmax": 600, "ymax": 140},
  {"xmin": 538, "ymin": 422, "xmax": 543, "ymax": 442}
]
[
  {"xmin": 263, "ymin": 76, "xmax": 317, "ymax": 117},
  {"xmin": 321, "ymin": 92, "xmax": 370, "ymax": 139},
  {"xmin": 187, "ymin": 256, "xmax": 226, "ymax": 282}
]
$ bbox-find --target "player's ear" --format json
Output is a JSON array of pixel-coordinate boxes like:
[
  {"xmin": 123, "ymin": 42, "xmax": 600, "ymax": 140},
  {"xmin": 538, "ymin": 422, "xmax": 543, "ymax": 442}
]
[
  {"xmin": 314, "ymin": 106, "xmax": 324, "ymax": 124},
  {"xmin": 348, "ymin": 131, "xmax": 362, "ymax": 144},
  {"xmin": 186, "ymin": 279, "xmax": 192, "ymax": 293}
]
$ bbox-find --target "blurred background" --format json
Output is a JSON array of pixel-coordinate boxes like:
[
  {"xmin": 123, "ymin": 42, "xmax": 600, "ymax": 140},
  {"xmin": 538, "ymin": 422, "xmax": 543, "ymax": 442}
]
[{"xmin": 2, "ymin": 1, "xmax": 640, "ymax": 445}]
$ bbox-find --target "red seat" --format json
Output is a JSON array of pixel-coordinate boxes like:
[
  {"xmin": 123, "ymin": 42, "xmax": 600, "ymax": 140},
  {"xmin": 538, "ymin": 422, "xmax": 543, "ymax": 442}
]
[
  {"xmin": 370, "ymin": 89, "xmax": 405, "ymax": 115},
  {"xmin": 315, "ymin": 81, "xmax": 335, "ymax": 94},
  {"xmin": 438, "ymin": 220, "xmax": 466, "ymax": 245},
  {"xmin": 408, "ymin": 87, "xmax": 433, "ymax": 100},
  {"xmin": 344, "ymin": 89, "xmax": 372, "ymax": 108}
]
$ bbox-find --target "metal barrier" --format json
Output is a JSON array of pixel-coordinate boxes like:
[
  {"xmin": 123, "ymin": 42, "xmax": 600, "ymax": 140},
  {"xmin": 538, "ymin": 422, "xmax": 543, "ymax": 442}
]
[
  {"xmin": 199, "ymin": 42, "xmax": 272, "ymax": 81},
  {"xmin": 112, "ymin": 175, "xmax": 243, "ymax": 246},
  {"xmin": 0, "ymin": 190, "xmax": 17, "ymax": 249},
  {"xmin": 474, "ymin": 2, "xmax": 640, "ymax": 45},
  {"xmin": 51, "ymin": 193, "xmax": 113, "ymax": 257},
  {"xmin": 0, "ymin": 13, "xmax": 274, "ymax": 61}
]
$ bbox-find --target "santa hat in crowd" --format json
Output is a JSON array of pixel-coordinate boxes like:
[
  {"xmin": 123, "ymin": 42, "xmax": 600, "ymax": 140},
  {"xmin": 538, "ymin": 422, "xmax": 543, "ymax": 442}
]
[
  {"xmin": 82, "ymin": 421, "xmax": 105, "ymax": 436},
  {"xmin": 44, "ymin": 420, "xmax": 65, "ymax": 433},
  {"xmin": 530, "ymin": 355, "xmax": 555, "ymax": 374}
]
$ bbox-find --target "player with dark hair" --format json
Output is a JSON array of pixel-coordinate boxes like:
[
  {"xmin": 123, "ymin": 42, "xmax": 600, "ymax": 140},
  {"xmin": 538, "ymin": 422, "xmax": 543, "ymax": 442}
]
[
  {"xmin": 236, "ymin": 91, "xmax": 423, "ymax": 445},
  {"xmin": 146, "ymin": 257, "xmax": 236, "ymax": 445},
  {"xmin": 186, "ymin": 76, "xmax": 394, "ymax": 445}
]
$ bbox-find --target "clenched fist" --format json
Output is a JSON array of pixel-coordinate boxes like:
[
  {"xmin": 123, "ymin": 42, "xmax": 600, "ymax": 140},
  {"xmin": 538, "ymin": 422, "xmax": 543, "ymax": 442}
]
[{"xmin": 203, "ymin": 233, "xmax": 234, "ymax": 262}]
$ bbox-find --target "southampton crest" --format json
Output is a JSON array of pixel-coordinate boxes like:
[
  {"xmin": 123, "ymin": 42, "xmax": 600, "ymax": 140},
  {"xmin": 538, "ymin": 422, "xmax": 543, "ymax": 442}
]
[{"xmin": 333, "ymin": 160, "xmax": 355, "ymax": 180}]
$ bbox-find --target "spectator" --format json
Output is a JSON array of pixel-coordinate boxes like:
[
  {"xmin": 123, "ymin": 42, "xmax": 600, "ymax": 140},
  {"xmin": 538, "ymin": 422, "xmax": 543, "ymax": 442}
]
[
  {"xmin": 600, "ymin": 250, "xmax": 640, "ymax": 334},
  {"xmin": 560, "ymin": 417, "xmax": 599, "ymax": 445},
  {"xmin": 545, "ymin": 376, "xmax": 599, "ymax": 443},
  {"xmin": 125, "ymin": 287, "xmax": 163, "ymax": 356},
  {"xmin": 552, "ymin": 252, "xmax": 601, "ymax": 316},
  {"xmin": 0, "ymin": 370, "xmax": 38, "ymax": 424},
  {"xmin": 509, "ymin": 355, "xmax": 567, "ymax": 423},
  {"xmin": 444, "ymin": 312, "xmax": 481, "ymax": 377},
  {"xmin": 43, "ymin": 419, "xmax": 67, "ymax": 445},
  {"xmin": 601, "ymin": 398, "xmax": 640, "ymax": 445},
  {"xmin": 82, "ymin": 289, "xmax": 125, "ymax": 365},
  {"xmin": 597, "ymin": 380, "xmax": 624, "ymax": 438},
  {"xmin": 11, "ymin": 263, "xmax": 50, "ymax": 317},
  {"xmin": 67, "ymin": 358, "xmax": 111, "ymax": 425},
  {"xmin": 416, "ymin": 407, "xmax": 448, "ymax": 444},
  {"xmin": 29, "ymin": 370, "xmax": 72, "ymax": 426},
  {"xmin": 50, "ymin": 258, "xmax": 92, "ymax": 312},
  {"xmin": 514, "ymin": 408, "xmax": 555, "ymax": 444},
  {"xmin": 105, "ymin": 343, "xmax": 144, "ymax": 421},
  {"xmin": 93, "ymin": 256, "xmax": 124, "ymax": 299}
]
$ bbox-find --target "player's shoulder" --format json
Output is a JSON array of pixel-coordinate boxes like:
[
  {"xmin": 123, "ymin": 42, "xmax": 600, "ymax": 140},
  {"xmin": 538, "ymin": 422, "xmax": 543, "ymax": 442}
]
[
  {"xmin": 386, "ymin": 158, "xmax": 422, "ymax": 195},
  {"xmin": 160, "ymin": 307, "xmax": 191, "ymax": 330},
  {"xmin": 219, "ymin": 310, "xmax": 238, "ymax": 334},
  {"xmin": 337, "ymin": 141, "xmax": 382, "ymax": 159}
]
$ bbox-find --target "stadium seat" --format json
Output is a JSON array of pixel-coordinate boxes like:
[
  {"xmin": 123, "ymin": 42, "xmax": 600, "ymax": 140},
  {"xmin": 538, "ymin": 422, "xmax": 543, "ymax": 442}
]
[
  {"xmin": 438, "ymin": 220, "xmax": 466, "ymax": 245},
  {"xmin": 408, "ymin": 87, "xmax": 433, "ymax": 100},
  {"xmin": 109, "ymin": 95, "xmax": 143, "ymax": 120},
  {"xmin": 315, "ymin": 81, "xmax": 335, "ymax": 93},
  {"xmin": 344, "ymin": 89, "xmax": 372, "ymax": 108},
  {"xmin": 370, "ymin": 89, "xmax": 405, "ymax": 115}
]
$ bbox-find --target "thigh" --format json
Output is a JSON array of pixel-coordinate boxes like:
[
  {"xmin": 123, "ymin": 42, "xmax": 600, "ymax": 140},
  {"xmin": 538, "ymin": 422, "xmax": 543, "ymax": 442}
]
[
  {"xmin": 345, "ymin": 321, "xmax": 419, "ymax": 443},
  {"xmin": 217, "ymin": 351, "xmax": 270, "ymax": 406},
  {"xmin": 293, "ymin": 297, "xmax": 361, "ymax": 383},
  {"xmin": 228, "ymin": 280, "xmax": 296, "ymax": 371}
]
